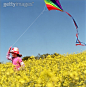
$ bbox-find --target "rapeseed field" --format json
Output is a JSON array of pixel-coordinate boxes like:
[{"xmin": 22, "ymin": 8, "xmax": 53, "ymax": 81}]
[{"xmin": 0, "ymin": 51, "xmax": 86, "ymax": 87}]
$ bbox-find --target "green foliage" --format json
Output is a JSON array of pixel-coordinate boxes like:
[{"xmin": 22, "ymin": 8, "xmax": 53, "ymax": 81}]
[
  {"xmin": 22, "ymin": 53, "xmax": 60, "ymax": 61},
  {"xmin": 22, "ymin": 56, "xmax": 31, "ymax": 61}
]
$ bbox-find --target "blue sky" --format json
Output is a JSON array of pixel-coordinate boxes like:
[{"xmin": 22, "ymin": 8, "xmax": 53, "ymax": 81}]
[{"xmin": 1, "ymin": 0, "xmax": 86, "ymax": 63}]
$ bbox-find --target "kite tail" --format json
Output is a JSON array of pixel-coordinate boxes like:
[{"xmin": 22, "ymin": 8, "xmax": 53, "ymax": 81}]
[
  {"xmin": 64, "ymin": 11, "xmax": 86, "ymax": 46},
  {"xmin": 65, "ymin": 11, "xmax": 78, "ymax": 29},
  {"xmin": 76, "ymin": 33, "xmax": 86, "ymax": 46}
]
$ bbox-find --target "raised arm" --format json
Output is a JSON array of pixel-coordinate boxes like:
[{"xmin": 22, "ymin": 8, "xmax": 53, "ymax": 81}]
[{"xmin": 6, "ymin": 47, "xmax": 12, "ymax": 61}]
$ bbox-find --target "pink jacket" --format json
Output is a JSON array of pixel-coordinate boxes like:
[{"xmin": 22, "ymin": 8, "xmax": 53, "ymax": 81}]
[{"xmin": 6, "ymin": 52, "xmax": 25, "ymax": 70}]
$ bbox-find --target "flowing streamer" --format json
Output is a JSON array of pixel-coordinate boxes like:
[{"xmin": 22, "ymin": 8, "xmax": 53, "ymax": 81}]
[{"xmin": 44, "ymin": 0, "xmax": 86, "ymax": 46}]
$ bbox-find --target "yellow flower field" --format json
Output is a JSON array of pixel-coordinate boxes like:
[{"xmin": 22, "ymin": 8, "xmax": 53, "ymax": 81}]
[{"xmin": 0, "ymin": 51, "xmax": 86, "ymax": 87}]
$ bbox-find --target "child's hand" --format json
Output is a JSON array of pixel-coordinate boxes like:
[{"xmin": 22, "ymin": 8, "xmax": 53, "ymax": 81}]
[{"xmin": 8, "ymin": 46, "xmax": 12, "ymax": 53}]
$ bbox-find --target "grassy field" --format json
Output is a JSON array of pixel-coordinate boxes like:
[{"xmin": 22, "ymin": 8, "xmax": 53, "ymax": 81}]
[{"xmin": 0, "ymin": 51, "xmax": 86, "ymax": 87}]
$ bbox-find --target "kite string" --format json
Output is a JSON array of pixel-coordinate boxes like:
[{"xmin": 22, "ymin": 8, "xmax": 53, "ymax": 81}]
[{"xmin": 12, "ymin": 5, "xmax": 46, "ymax": 47}]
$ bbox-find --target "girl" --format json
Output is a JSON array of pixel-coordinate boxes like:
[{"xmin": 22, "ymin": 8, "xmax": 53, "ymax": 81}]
[{"xmin": 6, "ymin": 47, "xmax": 25, "ymax": 71}]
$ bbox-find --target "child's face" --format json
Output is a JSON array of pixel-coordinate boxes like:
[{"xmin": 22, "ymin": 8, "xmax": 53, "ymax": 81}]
[{"xmin": 11, "ymin": 53, "xmax": 17, "ymax": 57}]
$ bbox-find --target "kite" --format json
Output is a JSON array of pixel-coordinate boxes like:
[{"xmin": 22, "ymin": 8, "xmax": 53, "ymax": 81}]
[{"xmin": 44, "ymin": 0, "xmax": 86, "ymax": 46}]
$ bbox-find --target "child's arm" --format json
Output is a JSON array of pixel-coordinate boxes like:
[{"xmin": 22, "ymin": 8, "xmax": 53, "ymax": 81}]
[
  {"xmin": 20, "ymin": 62, "xmax": 25, "ymax": 69},
  {"xmin": 6, "ymin": 47, "xmax": 12, "ymax": 61},
  {"xmin": 17, "ymin": 58, "xmax": 25, "ymax": 70},
  {"xmin": 18, "ymin": 62, "xmax": 25, "ymax": 70}
]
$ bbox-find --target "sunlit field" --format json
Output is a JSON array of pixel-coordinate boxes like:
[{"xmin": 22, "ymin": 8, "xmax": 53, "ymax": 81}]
[{"xmin": 0, "ymin": 51, "xmax": 86, "ymax": 87}]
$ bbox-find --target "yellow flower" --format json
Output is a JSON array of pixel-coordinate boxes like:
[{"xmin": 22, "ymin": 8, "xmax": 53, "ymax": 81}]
[
  {"xmin": 84, "ymin": 70, "xmax": 86, "ymax": 74},
  {"xmin": 46, "ymin": 82, "xmax": 53, "ymax": 87},
  {"xmin": 19, "ymin": 79, "xmax": 25, "ymax": 84},
  {"xmin": 51, "ymin": 76, "xmax": 57, "ymax": 82},
  {"xmin": 74, "ymin": 76, "xmax": 79, "ymax": 80},
  {"xmin": 37, "ymin": 78, "xmax": 42, "ymax": 83},
  {"xmin": 35, "ymin": 84, "xmax": 41, "ymax": 87},
  {"xmin": 6, "ymin": 72, "xmax": 10, "ymax": 75},
  {"xmin": 0, "ymin": 51, "xmax": 86, "ymax": 86}
]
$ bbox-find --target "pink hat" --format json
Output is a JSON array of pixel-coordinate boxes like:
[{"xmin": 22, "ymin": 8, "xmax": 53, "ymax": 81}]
[{"xmin": 10, "ymin": 47, "xmax": 22, "ymax": 57}]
